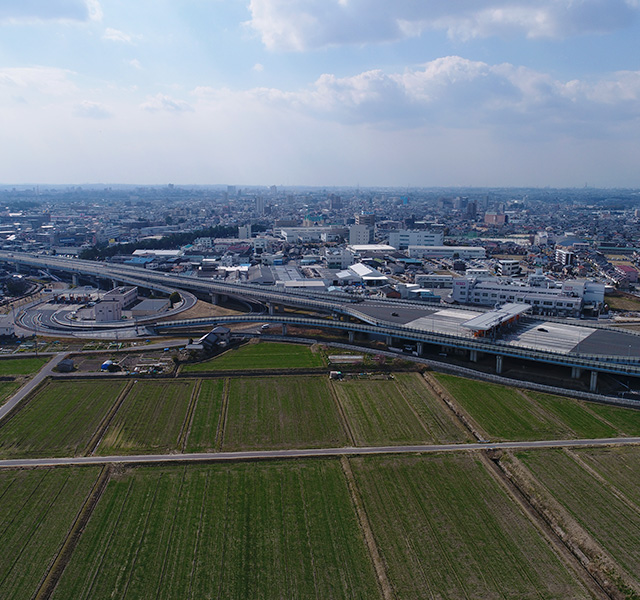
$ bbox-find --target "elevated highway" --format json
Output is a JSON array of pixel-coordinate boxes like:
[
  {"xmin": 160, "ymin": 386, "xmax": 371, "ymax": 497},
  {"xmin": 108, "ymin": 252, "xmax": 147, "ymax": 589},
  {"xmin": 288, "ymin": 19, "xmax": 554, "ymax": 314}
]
[
  {"xmin": 2, "ymin": 251, "xmax": 640, "ymax": 391},
  {"xmin": 155, "ymin": 313, "xmax": 640, "ymax": 379}
]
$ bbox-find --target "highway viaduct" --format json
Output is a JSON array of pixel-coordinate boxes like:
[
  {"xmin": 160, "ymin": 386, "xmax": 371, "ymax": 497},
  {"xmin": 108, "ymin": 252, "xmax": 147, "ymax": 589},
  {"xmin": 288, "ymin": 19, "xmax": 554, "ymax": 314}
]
[{"xmin": 2, "ymin": 250, "xmax": 640, "ymax": 392}]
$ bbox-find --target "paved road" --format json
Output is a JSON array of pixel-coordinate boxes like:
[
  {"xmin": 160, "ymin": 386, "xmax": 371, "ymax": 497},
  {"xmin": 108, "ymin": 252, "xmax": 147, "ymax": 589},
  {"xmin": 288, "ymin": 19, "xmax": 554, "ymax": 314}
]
[
  {"xmin": 2, "ymin": 436, "xmax": 639, "ymax": 469},
  {"xmin": 0, "ymin": 352, "xmax": 69, "ymax": 422}
]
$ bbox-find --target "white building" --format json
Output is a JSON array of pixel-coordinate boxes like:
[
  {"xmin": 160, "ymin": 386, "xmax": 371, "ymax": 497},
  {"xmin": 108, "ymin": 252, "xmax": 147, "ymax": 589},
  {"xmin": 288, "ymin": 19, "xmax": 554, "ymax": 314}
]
[
  {"xmin": 349, "ymin": 224, "xmax": 372, "ymax": 245},
  {"xmin": 408, "ymin": 246, "xmax": 486, "ymax": 259},
  {"xmin": 238, "ymin": 225, "xmax": 252, "ymax": 239},
  {"xmin": 388, "ymin": 229, "xmax": 444, "ymax": 249},
  {"xmin": 556, "ymin": 249, "xmax": 575, "ymax": 266},
  {"xmin": 323, "ymin": 248, "xmax": 352, "ymax": 270},
  {"xmin": 415, "ymin": 274, "xmax": 454, "ymax": 288},
  {"xmin": 450, "ymin": 276, "xmax": 604, "ymax": 316},
  {"xmin": 103, "ymin": 286, "xmax": 138, "ymax": 309},
  {"xmin": 0, "ymin": 314, "xmax": 14, "ymax": 336},
  {"xmin": 279, "ymin": 227, "xmax": 345, "ymax": 243},
  {"xmin": 94, "ymin": 300, "xmax": 122, "ymax": 322},
  {"xmin": 337, "ymin": 262, "xmax": 389, "ymax": 286},
  {"xmin": 497, "ymin": 260, "xmax": 521, "ymax": 277}
]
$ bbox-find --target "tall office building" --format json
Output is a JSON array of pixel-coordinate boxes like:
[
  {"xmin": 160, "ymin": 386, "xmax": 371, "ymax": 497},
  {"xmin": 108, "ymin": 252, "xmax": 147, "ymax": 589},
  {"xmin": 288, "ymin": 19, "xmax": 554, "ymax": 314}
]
[{"xmin": 355, "ymin": 212, "xmax": 375, "ymax": 226}]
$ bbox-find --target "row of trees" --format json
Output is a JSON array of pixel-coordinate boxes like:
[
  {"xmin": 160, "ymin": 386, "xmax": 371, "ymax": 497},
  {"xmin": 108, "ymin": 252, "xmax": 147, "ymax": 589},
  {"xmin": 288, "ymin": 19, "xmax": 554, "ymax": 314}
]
[{"xmin": 79, "ymin": 224, "xmax": 238, "ymax": 261}]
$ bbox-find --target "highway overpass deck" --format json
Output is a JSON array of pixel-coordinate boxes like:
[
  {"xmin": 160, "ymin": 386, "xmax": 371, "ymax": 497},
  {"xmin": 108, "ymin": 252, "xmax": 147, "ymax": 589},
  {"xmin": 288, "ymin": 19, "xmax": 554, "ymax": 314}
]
[{"xmin": 3, "ymin": 251, "xmax": 640, "ymax": 382}]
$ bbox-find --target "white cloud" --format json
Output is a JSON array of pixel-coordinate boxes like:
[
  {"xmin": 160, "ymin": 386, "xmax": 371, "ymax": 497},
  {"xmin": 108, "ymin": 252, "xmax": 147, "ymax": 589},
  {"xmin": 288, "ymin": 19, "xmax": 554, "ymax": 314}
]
[
  {"xmin": 140, "ymin": 93, "xmax": 194, "ymax": 113},
  {"xmin": 252, "ymin": 63, "xmax": 264, "ymax": 72},
  {"xmin": 247, "ymin": 0, "xmax": 640, "ymax": 50},
  {"xmin": 74, "ymin": 100, "xmax": 112, "ymax": 119},
  {"xmin": 0, "ymin": 66, "xmax": 77, "ymax": 97},
  {"xmin": 192, "ymin": 56, "xmax": 640, "ymax": 142},
  {"xmin": 128, "ymin": 59, "xmax": 142, "ymax": 70},
  {"xmin": 0, "ymin": 0, "xmax": 101, "ymax": 24},
  {"xmin": 103, "ymin": 27, "xmax": 136, "ymax": 43}
]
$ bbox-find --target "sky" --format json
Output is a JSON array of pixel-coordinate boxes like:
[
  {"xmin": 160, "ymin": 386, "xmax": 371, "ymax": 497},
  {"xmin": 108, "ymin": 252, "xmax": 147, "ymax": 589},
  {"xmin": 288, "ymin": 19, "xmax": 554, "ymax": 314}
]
[{"xmin": 1, "ymin": 0, "xmax": 640, "ymax": 188}]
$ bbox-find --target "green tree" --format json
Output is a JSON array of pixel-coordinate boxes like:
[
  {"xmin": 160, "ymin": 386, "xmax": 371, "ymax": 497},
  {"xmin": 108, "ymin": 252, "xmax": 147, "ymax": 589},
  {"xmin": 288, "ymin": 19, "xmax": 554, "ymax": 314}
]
[{"xmin": 169, "ymin": 291, "xmax": 181, "ymax": 307}]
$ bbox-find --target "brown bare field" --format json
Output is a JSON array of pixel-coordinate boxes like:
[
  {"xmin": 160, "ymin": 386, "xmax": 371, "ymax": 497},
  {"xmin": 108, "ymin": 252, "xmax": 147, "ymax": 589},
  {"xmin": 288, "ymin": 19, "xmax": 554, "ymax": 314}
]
[{"xmin": 164, "ymin": 299, "xmax": 240, "ymax": 320}]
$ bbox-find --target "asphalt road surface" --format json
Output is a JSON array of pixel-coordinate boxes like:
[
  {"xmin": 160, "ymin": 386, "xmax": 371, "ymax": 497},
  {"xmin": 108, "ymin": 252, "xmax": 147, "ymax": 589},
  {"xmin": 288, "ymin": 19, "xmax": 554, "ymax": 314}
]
[{"xmin": 1, "ymin": 436, "xmax": 639, "ymax": 469}]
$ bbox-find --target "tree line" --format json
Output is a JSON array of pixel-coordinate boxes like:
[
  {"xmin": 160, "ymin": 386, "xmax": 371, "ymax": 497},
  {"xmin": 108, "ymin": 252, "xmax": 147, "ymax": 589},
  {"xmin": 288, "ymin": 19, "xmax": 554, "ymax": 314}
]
[{"xmin": 79, "ymin": 224, "xmax": 238, "ymax": 260}]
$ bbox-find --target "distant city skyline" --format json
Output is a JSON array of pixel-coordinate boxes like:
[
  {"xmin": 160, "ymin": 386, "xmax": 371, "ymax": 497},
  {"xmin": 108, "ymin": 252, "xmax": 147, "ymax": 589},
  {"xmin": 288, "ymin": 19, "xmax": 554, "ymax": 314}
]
[{"xmin": 1, "ymin": 1, "xmax": 640, "ymax": 188}]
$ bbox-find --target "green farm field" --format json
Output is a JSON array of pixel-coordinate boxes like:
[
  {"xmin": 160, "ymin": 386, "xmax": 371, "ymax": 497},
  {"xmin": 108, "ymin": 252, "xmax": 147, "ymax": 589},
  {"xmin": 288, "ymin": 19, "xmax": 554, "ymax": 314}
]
[
  {"xmin": 52, "ymin": 461, "xmax": 380, "ymax": 600},
  {"xmin": 0, "ymin": 356, "xmax": 48, "ymax": 375},
  {"xmin": 351, "ymin": 453, "xmax": 594, "ymax": 599},
  {"xmin": 333, "ymin": 374, "xmax": 470, "ymax": 446},
  {"xmin": 436, "ymin": 373, "xmax": 640, "ymax": 441},
  {"xmin": 0, "ymin": 466, "xmax": 101, "ymax": 600},
  {"xmin": 97, "ymin": 380, "xmax": 195, "ymax": 455},
  {"xmin": 181, "ymin": 341, "xmax": 325, "ymax": 372},
  {"xmin": 0, "ymin": 381, "xmax": 19, "ymax": 406},
  {"xmin": 517, "ymin": 447, "xmax": 640, "ymax": 589},
  {"xmin": 184, "ymin": 378, "xmax": 225, "ymax": 452},
  {"xmin": 222, "ymin": 376, "xmax": 347, "ymax": 451},
  {"xmin": 0, "ymin": 380, "xmax": 126, "ymax": 458}
]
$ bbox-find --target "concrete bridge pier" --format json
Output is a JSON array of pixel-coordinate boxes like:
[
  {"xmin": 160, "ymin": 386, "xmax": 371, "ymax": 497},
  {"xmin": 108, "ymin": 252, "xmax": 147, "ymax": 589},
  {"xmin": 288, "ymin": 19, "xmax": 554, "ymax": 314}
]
[
  {"xmin": 71, "ymin": 273, "xmax": 79, "ymax": 287},
  {"xmin": 590, "ymin": 371, "xmax": 598, "ymax": 392},
  {"xmin": 386, "ymin": 335, "xmax": 393, "ymax": 346},
  {"xmin": 417, "ymin": 342, "xmax": 424, "ymax": 355},
  {"xmin": 268, "ymin": 303, "xmax": 275, "ymax": 315},
  {"xmin": 571, "ymin": 366, "xmax": 582, "ymax": 379},
  {"xmin": 211, "ymin": 293, "xmax": 219, "ymax": 305},
  {"xmin": 496, "ymin": 355, "xmax": 504, "ymax": 375},
  {"xmin": 282, "ymin": 323, "xmax": 287, "ymax": 335},
  {"xmin": 348, "ymin": 331, "xmax": 355, "ymax": 343},
  {"xmin": 470, "ymin": 349, "xmax": 478, "ymax": 362}
]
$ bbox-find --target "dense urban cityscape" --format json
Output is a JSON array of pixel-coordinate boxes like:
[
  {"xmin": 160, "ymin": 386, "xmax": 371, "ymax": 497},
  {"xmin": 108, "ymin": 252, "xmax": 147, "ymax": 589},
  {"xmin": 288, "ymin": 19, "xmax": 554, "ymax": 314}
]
[{"xmin": 3, "ymin": 185, "xmax": 640, "ymax": 310}]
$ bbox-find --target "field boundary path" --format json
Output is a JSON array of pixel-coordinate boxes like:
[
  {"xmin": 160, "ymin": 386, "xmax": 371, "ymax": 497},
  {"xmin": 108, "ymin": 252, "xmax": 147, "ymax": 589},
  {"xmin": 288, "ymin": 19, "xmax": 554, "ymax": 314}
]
[
  {"xmin": 1, "ymin": 437, "xmax": 640, "ymax": 468},
  {"xmin": 34, "ymin": 465, "xmax": 112, "ymax": 600},
  {"xmin": 480, "ymin": 452, "xmax": 610, "ymax": 600},
  {"xmin": 341, "ymin": 456, "xmax": 394, "ymax": 600}
]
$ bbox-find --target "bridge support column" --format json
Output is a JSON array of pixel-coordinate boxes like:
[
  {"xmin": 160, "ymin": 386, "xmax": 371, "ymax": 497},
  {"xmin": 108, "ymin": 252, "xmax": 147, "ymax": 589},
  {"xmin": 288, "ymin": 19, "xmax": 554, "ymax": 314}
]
[
  {"xmin": 71, "ymin": 274, "xmax": 79, "ymax": 287},
  {"xmin": 496, "ymin": 355, "xmax": 503, "ymax": 374},
  {"xmin": 385, "ymin": 335, "xmax": 393, "ymax": 346},
  {"xmin": 417, "ymin": 342, "xmax": 424, "ymax": 355},
  {"xmin": 348, "ymin": 331, "xmax": 355, "ymax": 343},
  {"xmin": 111, "ymin": 279, "xmax": 118, "ymax": 289},
  {"xmin": 571, "ymin": 366, "xmax": 582, "ymax": 379},
  {"xmin": 590, "ymin": 371, "xmax": 598, "ymax": 392},
  {"xmin": 268, "ymin": 303, "xmax": 275, "ymax": 315},
  {"xmin": 470, "ymin": 349, "xmax": 478, "ymax": 362},
  {"xmin": 282, "ymin": 323, "xmax": 287, "ymax": 335},
  {"xmin": 210, "ymin": 293, "xmax": 219, "ymax": 305}
]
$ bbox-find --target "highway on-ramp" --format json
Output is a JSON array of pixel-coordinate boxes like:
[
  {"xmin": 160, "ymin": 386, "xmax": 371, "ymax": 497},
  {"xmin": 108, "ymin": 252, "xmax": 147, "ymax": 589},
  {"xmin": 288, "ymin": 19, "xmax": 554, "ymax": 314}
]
[{"xmin": 1, "ymin": 436, "xmax": 639, "ymax": 469}]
